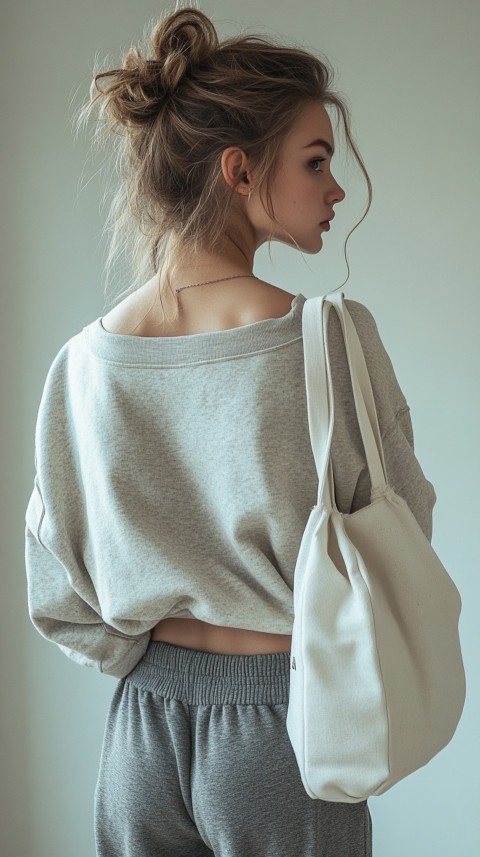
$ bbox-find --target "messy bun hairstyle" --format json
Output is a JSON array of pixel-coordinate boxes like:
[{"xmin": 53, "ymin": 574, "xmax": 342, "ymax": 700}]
[{"xmin": 74, "ymin": 1, "xmax": 372, "ymax": 325}]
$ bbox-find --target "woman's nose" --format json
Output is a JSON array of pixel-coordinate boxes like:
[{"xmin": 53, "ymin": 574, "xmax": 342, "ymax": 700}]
[{"xmin": 328, "ymin": 176, "xmax": 346, "ymax": 204}]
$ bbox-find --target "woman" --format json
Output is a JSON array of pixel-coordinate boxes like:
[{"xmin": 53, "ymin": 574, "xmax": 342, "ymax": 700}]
[{"xmin": 24, "ymin": 5, "xmax": 437, "ymax": 855}]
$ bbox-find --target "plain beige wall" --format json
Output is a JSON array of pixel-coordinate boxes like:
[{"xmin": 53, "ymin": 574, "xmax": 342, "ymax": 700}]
[{"xmin": 2, "ymin": 1, "xmax": 479, "ymax": 855}]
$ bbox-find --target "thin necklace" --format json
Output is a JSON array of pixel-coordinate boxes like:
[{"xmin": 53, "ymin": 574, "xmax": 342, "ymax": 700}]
[{"xmin": 176, "ymin": 274, "xmax": 259, "ymax": 293}]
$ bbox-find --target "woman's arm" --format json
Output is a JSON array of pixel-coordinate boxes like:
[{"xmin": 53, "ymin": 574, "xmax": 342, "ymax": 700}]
[{"xmin": 25, "ymin": 470, "xmax": 150, "ymax": 678}]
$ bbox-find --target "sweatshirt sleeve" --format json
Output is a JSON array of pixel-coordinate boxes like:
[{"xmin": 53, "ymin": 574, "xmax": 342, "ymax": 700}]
[
  {"xmin": 24, "ymin": 346, "xmax": 151, "ymax": 678},
  {"xmin": 25, "ymin": 478, "xmax": 151, "ymax": 677},
  {"xmin": 329, "ymin": 300, "xmax": 437, "ymax": 542}
]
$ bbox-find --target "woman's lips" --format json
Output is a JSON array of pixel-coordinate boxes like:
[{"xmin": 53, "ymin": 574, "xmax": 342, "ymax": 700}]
[{"xmin": 320, "ymin": 221, "xmax": 330, "ymax": 230}]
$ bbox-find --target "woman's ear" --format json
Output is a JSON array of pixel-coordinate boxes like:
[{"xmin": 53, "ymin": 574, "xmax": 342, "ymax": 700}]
[{"xmin": 220, "ymin": 147, "xmax": 251, "ymax": 195}]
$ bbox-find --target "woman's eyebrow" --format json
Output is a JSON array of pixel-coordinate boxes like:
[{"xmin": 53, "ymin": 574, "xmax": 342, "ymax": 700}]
[{"xmin": 302, "ymin": 138, "xmax": 334, "ymax": 156}]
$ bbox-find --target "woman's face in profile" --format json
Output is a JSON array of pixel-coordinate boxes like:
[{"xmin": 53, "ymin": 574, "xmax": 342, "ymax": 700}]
[{"xmin": 267, "ymin": 101, "xmax": 346, "ymax": 254}]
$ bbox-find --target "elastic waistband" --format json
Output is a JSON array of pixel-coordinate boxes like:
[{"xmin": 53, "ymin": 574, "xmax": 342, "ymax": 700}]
[{"xmin": 124, "ymin": 640, "xmax": 291, "ymax": 705}]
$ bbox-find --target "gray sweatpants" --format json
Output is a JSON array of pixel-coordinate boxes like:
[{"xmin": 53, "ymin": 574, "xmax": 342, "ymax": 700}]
[{"xmin": 94, "ymin": 640, "xmax": 372, "ymax": 856}]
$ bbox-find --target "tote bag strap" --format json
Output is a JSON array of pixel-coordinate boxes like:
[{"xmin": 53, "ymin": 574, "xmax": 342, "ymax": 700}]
[{"xmin": 302, "ymin": 292, "xmax": 389, "ymax": 511}]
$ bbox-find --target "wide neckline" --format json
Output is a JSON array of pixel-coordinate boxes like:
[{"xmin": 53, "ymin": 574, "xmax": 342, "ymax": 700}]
[
  {"xmin": 99, "ymin": 291, "xmax": 301, "ymax": 340},
  {"xmin": 84, "ymin": 292, "xmax": 306, "ymax": 367}
]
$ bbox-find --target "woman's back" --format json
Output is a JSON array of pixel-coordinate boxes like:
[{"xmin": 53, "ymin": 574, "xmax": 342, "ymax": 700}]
[{"xmin": 25, "ymin": 288, "xmax": 437, "ymax": 675}]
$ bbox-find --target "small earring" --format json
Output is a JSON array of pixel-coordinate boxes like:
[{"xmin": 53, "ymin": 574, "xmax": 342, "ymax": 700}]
[{"xmin": 248, "ymin": 190, "xmax": 252, "ymax": 201}]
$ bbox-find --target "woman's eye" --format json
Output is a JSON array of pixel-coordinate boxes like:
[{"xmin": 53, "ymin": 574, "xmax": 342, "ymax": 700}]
[{"xmin": 310, "ymin": 158, "xmax": 326, "ymax": 172}]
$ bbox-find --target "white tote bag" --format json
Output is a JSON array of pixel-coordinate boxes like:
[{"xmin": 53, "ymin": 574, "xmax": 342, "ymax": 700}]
[{"xmin": 286, "ymin": 291, "xmax": 466, "ymax": 803}]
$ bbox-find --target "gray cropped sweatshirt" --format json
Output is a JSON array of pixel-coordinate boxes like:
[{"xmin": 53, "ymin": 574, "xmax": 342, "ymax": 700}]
[{"xmin": 24, "ymin": 292, "xmax": 437, "ymax": 678}]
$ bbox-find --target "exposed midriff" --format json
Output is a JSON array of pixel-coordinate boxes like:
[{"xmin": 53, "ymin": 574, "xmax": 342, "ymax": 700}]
[{"xmin": 150, "ymin": 617, "xmax": 292, "ymax": 654}]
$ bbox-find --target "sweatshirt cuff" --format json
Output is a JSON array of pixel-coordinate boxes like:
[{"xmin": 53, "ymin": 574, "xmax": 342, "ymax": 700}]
[{"xmin": 57, "ymin": 629, "xmax": 151, "ymax": 678}]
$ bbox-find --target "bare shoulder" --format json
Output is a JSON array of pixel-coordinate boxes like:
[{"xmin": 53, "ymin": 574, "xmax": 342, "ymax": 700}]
[
  {"xmin": 101, "ymin": 278, "xmax": 297, "ymax": 337},
  {"xmin": 101, "ymin": 282, "xmax": 156, "ymax": 336},
  {"xmin": 241, "ymin": 282, "xmax": 297, "ymax": 321}
]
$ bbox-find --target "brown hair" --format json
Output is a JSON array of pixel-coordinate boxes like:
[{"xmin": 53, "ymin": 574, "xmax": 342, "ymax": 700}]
[{"xmin": 73, "ymin": 1, "xmax": 372, "ymax": 326}]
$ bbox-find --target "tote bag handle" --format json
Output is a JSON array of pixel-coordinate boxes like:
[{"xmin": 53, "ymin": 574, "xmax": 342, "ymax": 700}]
[{"xmin": 303, "ymin": 292, "xmax": 389, "ymax": 512}]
